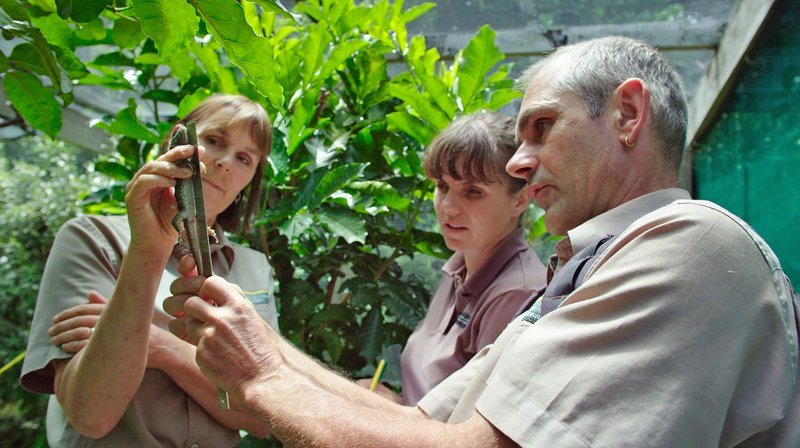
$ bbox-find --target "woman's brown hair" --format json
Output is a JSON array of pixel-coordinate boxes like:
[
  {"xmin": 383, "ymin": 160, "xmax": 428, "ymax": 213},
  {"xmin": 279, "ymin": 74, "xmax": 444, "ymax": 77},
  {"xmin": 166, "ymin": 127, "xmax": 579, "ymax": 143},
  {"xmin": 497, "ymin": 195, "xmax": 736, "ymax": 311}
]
[
  {"xmin": 422, "ymin": 111, "xmax": 525, "ymax": 193},
  {"xmin": 161, "ymin": 94, "xmax": 272, "ymax": 233}
]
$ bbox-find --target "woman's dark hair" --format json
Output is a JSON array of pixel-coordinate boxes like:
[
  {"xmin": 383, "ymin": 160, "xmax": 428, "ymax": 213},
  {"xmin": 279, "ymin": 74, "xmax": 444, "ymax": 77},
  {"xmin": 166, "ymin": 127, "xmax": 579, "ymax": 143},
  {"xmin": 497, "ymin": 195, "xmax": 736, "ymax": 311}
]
[{"xmin": 422, "ymin": 112, "xmax": 525, "ymax": 193}]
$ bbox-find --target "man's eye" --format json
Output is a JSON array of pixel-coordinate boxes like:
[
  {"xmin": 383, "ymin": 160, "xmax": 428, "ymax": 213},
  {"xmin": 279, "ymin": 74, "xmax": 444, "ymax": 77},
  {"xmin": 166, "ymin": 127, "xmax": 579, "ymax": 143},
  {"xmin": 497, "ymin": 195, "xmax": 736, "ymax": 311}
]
[{"xmin": 534, "ymin": 118, "xmax": 552, "ymax": 135}]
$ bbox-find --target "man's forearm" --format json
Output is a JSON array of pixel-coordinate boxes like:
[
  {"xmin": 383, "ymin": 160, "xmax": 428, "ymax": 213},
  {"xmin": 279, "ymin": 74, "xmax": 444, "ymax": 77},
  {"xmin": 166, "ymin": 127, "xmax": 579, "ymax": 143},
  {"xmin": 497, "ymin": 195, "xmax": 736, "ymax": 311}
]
[
  {"xmin": 53, "ymin": 250, "xmax": 166, "ymax": 438},
  {"xmin": 238, "ymin": 358, "xmax": 511, "ymax": 448}
]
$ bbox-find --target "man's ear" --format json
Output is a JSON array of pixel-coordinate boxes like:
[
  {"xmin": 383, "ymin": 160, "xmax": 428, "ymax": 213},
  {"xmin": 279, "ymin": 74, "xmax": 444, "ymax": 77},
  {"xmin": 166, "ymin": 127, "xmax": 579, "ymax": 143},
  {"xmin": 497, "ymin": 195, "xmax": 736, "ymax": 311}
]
[{"xmin": 611, "ymin": 78, "xmax": 649, "ymax": 147}]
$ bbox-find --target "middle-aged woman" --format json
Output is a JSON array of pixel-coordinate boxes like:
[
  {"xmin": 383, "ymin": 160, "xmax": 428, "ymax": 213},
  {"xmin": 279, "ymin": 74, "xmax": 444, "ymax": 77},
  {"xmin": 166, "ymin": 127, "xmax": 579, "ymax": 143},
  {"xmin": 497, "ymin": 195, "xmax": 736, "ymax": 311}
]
[
  {"xmin": 365, "ymin": 112, "xmax": 547, "ymax": 406},
  {"xmin": 20, "ymin": 94, "xmax": 277, "ymax": 447}
]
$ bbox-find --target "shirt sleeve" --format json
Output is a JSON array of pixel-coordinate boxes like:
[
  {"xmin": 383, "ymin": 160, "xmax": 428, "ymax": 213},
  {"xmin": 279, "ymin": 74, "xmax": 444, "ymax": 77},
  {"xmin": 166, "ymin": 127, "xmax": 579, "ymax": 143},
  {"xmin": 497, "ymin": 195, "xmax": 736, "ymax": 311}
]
[
  {"xmin": 475, "ymin": 202, "xmax": 798, "ymax": 447},
  {"xmin": 20, "ymin": 216, "xmax": 122, "ymax": 394}
]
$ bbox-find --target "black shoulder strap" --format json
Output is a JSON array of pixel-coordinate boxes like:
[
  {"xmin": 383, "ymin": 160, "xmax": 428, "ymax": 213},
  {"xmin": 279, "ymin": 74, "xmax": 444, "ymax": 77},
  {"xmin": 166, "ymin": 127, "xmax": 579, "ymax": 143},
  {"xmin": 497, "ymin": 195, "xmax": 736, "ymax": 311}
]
[{"xmin": 520, "ymin": 234, "xmax": 619, "ymax": 324}]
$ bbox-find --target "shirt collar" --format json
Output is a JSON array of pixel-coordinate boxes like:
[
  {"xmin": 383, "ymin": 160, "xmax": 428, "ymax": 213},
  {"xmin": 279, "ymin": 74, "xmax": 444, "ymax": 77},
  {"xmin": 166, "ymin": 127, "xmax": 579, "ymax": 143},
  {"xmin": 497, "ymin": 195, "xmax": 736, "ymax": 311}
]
[
  {"xmin": 442, "ymin": 226, "xmax": 529, "ymax": 295},
  {"xmin": 565, "ymin": 188, "xmax": 691, "ymax": 255}
]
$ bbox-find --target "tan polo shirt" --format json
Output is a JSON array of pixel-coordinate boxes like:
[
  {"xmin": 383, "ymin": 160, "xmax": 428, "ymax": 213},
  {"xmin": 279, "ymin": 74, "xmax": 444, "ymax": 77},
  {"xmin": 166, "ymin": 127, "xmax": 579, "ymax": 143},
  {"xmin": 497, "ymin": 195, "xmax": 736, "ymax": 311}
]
[
  {"xmin": 420, "ymin": 189, "xmax": 800, "ymax": 447},
  {"xmin": 401, "ymin": 227, "xmax": 546, "ymax": 405},
  {"xmin": 20, "ymin": 215, "xmax": 278, "ymax": 447}
]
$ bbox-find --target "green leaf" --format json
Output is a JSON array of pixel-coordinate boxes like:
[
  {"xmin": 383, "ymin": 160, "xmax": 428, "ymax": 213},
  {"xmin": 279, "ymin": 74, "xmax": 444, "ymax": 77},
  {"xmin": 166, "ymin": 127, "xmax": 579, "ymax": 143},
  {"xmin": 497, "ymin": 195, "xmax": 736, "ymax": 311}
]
[
  {"xmin": 132, "ymin": 0, "xmax": 198, "ymax": 58},
  {"xmin": 389, "ymin": 83, "xmax": 450, "ymax": 131},
  {"xmin": 278, "ymin": 211, "xmax": 313, "ymax": 240},
  {"xmin": 30, "ymin": 13, "xmax": 74, "ymax": 48},
  {"xmin": 486, "ymin": 88, "xmax": 522, "ymax": 111},
  {"xmin": 56, "ymin": 0, "xmax": 106, "ymax": 23},
  {"xmin": 163, "ymin": 49, "xmax": 195, "ymax": 85},
  {"xmin": 0, "ymin": 51, "xmax": 9, "ymax": 72},
  {"xmin": 112, "ymin": 16, "xmax": 145, "ymax": 50},
  {"xmin": 74, "ymin": 17, "xmax": 107, "ymax": 42},
  {"xmin": 307, "ymin": 163, "xmax": 366, "ymax": 210},
  {"xmin": 53, "ymin": 47, "xmax": 89, "ymax": 79},
  {"xmin": 311, "ymin": 326, "xmax": 344, "ymax": 363},
  {"xmin": 93, "ymin": 161, "xmax": 135, "ymax": 181},
  {"xmin": 191, "ymin": 0, "xmax": 283, "ymax": 108},
  {"xmin": 317, "ymin": 39, "xmax": 369, "ymax": 86},
  {"xmin": 357, "ymin": 306, "xmax": 383, "ymax": 361},
  {"xmin": 401, "ymin": 2, "xmax": 435, "ymax": 22},
  {"xmin": 176, "ymin": 88, "xmax": 212, "ymax": 118},
  {"xmin": 9, "ymin": 43, "xmax": 49, "ymax": 76},
  {"xmin": 248, "ymin": 0, "xmax": 301, "ymax": 24},
  {"xmin": 317, "ymin": 207, "xmax": 367, "ymax": 244},
  {"xmin": 0, "ymin": 0, "xmax": 29, "ymax": 24},
  {"xmin": 96, "ymin": 98, "xmax": 160, "ymax": 143},
  {"xmin": 386, "ymin": 111, "xmax": 436, "ymax": 145},
  {"xmin": 3, "ymin": 70, "xmax": 62, "ymax": 138},
  {"xmin": 348, "ymin": 181, "xmax": 411, "ymax": 212},
  {"xmin": 455, "ymin": 25, "xmax": 503, "ymax": 110}
]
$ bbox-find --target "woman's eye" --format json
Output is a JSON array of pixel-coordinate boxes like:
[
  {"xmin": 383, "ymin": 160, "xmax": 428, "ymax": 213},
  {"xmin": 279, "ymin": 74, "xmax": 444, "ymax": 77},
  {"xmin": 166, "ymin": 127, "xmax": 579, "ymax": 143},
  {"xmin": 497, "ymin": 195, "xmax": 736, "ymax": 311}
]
[
  {"xmin": 436, "ymin": 182, "xmax": 448, "ymax": 192},
  {"xmin": 237, "ymin": 155, "xmax": 252, "ymax": 166}
]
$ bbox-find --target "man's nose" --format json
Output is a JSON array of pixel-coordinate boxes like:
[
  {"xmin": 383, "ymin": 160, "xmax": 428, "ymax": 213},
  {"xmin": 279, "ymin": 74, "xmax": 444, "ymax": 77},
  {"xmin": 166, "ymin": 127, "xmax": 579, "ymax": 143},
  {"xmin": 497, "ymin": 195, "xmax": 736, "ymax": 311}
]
[{"xmin": 506, "ymin": 145, "xmax": 539, "ymax": 182}]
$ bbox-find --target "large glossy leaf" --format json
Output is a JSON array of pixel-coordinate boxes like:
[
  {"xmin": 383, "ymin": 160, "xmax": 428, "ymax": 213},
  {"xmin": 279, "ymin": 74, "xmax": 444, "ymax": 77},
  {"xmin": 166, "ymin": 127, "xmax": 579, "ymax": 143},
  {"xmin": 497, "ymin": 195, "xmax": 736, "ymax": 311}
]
[
  {"xmin": 386, "ymin": 111, "xmax": 435, "ymax": 145},
  {"xmin": 56, "ymin": 0, "xmax": 105, "ymax": 23},
  {"xmin": 3, "ymin": 70, "xmax": 62, "ymax": 138},
  {"xmin": 455, "ymin": 25, "xmax": 504, "ymax": 110},
  {"xmin": 94, "ymin": 98, "xmax": 160, "ymax": 143},
  {"xmin": 357, "ymin": 306, "xmax": 383, "ymax": 362},
  {"xmin": 348, "ymin": 180, "xmax": 411, "ymax": 212},
  {"xmin": 314, "ymin": 164, "xmax": 366, "ymax": 208},
  {"xmin": 112, "ymin": 16, "xmax": 145, "ymax": 50},
  {"xmin": 316, "ymin": 39, "xmax": 369, "ymax": 87},
  {"xmin": 132, "ymin": 0, "xmax": 198, "ymax": 58},
  {"xmin": 389, "ymin": 83, "xmax": 450, "ymax": 131},
  {"xmin": 317, "ymin": 207, "xmax": 366, "ymax": 244},
  {"xmin": 247, "ymin": 0, "xmax": 301, "ymax": 24},
  {"xmin": 278, "ymin": 210, "xmax": 313, "ymax": 240},
  {"xmin": 191, "ymin": 0, "xmax": 283, "ymax": 108},
  {"xmin": 94, "ymin": 161, "xmax": 135, "ymax": 181},
  {"xmin": 30, "ymin": 13, "xmax": 74, "ymax": 48}
]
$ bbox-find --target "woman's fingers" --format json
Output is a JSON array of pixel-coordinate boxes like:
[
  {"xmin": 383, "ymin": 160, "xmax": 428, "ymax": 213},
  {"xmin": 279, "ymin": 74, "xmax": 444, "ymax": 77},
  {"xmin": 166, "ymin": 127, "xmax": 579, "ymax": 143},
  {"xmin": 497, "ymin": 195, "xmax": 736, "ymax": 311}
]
[
  {"xmin": 51, "ymin": 326, "xmax": 94, "ymax": 351},
  {"xmin": 52, "ymin": 303, "xmax": 104, "ymax": 324}
]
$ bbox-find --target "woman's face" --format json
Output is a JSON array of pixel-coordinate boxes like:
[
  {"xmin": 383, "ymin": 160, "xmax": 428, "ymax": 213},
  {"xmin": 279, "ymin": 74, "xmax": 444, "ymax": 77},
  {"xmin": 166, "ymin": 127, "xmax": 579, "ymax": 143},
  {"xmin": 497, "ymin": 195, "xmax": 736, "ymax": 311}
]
[
  {"xmin": 433, "ymin": 170, "xmax": 530, "ymax": 259},
  {"xmin": 197, "ymin": 119, "xmax": 261, "ymax": 225}
]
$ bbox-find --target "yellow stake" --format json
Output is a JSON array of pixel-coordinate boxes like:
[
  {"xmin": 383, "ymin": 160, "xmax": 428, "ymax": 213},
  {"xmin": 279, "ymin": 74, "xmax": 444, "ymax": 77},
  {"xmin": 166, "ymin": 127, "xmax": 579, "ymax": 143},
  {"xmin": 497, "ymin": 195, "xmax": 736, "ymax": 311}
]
[{"xmin": 369, "ymin": 359, "xmax": 386, "ymax": 391}]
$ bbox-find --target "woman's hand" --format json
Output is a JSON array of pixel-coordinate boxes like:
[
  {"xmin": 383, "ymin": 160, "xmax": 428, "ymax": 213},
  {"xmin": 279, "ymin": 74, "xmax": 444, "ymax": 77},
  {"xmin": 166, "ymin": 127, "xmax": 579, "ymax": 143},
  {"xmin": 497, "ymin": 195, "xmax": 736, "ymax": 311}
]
[
  {"xmin": 50, "ymin": 291, "xmax": 181, "ymax": 370},
  {"xmin": 123, "ymin": 144, "xmax": 201, "ymax": 260},
  {"xmin": 49, "ymin": 291, "xmax": 107, "ymax": 353}
]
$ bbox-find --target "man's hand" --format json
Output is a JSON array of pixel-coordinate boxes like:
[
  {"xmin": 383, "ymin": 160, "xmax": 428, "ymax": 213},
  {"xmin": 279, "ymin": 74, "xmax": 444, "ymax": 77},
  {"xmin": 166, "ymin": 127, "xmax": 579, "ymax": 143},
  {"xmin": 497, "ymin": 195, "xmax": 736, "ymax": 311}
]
[{"xmin": 163, "ymin": 275, "xmax": 284, "ymax": 401}]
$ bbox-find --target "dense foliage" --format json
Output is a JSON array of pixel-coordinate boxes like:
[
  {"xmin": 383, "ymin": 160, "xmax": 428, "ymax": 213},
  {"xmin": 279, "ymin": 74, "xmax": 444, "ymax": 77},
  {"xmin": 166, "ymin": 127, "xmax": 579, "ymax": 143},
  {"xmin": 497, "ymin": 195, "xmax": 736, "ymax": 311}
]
[
  {"xmin": 0, "ymin": 137, "xmax": 101, "ymax": 446},
  {"xmin": 0, "ymin": 0, "xmax": 537, "ymax": 443}
]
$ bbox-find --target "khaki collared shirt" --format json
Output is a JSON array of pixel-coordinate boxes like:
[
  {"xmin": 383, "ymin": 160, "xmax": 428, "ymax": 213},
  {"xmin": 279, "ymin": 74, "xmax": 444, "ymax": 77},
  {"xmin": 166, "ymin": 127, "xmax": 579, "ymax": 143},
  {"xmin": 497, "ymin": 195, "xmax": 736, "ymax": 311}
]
[
  {"xmin": 401, "ymin": 227, "xmax": 546, "ymax": 405},
  {"xmin": 20, "ymin": 215, "xmax": 278, "ymax": 447},
  {"xmin": 420, "ymin": 189, "xmax": 800, "ymax": 447}
]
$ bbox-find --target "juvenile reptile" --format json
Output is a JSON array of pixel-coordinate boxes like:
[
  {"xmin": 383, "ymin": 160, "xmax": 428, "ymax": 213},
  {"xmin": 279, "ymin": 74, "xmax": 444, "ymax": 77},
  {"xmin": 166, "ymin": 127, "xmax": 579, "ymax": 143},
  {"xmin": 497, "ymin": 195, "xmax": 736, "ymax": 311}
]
[{"xmin": 168, "ymin": 121, "xmax": 230, "ymax": 410}]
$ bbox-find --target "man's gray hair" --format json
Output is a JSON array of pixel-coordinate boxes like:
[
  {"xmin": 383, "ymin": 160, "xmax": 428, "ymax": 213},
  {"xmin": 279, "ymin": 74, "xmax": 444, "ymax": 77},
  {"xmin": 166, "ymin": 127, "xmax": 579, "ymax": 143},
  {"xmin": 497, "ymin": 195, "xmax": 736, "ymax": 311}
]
[{"xmin": 518, "ymin": 36, "xmax": 688, "ymax": 167}]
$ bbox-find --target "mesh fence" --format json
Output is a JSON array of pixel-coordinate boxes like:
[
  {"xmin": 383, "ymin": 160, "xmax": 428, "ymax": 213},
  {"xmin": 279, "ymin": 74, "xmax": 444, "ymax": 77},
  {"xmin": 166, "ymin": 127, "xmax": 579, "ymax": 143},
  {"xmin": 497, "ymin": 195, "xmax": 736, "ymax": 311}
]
[{"xmin": 693, "ymin": 0, "xmax": 800, "ymax": 285}]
